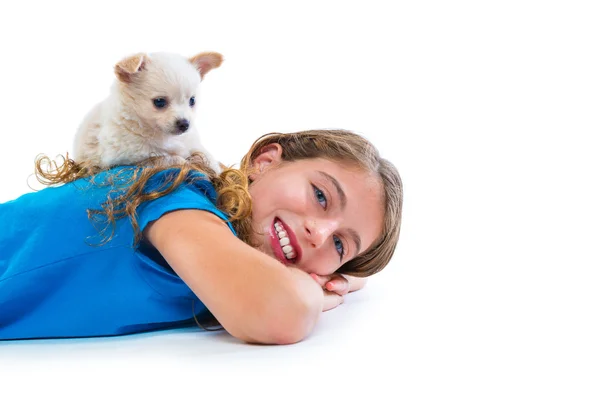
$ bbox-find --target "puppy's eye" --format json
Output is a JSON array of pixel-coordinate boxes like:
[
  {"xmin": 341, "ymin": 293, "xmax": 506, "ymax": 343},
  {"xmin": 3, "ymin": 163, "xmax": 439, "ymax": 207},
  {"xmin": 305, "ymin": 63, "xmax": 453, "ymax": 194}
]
[
  {"xmin": 153, "ymin": 98, "xmax": 167, "ymax": 108},
  {"xmin": 189, "ymin": 97, "xmax": 195, "ymax": 107}
]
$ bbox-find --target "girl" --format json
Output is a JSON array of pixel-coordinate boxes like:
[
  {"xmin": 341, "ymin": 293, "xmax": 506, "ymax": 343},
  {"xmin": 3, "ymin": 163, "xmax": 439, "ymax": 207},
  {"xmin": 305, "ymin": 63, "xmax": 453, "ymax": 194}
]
[{"xmin": 0, "ymin": 129, "xmax": 403, "ymax": 344}]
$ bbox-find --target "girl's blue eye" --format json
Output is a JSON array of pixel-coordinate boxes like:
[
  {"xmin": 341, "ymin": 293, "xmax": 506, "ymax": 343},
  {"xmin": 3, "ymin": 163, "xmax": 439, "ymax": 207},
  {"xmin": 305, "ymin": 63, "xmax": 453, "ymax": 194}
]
[
  {"xmin": 153, "ymin": 98, "xmax": 167, "ymax": 108},
  {"xmin": 334, "ymin": 236, "xmax": 344, "ymax": 260},
  {"xmin": 313, "ymin": 185, "xmax": 343, "ymax": 260},
  {"xmin": 313, "ymin": 185, "xmax": 327, "ymax": 208},
  {"xmin": 189, "ymin": 96, "xmax": 195, "ymax": 107}
]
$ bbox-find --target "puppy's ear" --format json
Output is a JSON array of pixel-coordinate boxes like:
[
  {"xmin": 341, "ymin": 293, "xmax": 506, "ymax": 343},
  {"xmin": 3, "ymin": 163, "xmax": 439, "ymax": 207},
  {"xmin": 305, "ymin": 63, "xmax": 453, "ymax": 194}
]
[
  {"xmin": 114, "ymin": 53, "xmax": 146, "ymax": 83},
  {"xmin": 189, "ymin": 52, "xmax": 223, "ymax": 79}
]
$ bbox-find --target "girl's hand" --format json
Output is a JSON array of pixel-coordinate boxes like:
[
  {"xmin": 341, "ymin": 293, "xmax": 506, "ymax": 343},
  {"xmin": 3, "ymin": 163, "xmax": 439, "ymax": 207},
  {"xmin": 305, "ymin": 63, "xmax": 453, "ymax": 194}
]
[
  {"xmin": 310, "ymin": 273, "xmax": 350, "ymax": 295},
  {"xmin": 309, "ymin": 273, "xmax": 368, "ymax": 311},
  {"xmin": 310, "ymin": 273, "xmax": 368, "ymax": 295}
]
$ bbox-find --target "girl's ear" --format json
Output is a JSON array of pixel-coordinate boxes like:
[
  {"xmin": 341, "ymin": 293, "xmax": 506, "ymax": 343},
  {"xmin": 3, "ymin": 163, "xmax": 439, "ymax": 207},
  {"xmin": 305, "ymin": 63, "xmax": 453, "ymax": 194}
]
[{"xmin": 249, "ymin": 143, "xmax": 283, "ymax": 181}]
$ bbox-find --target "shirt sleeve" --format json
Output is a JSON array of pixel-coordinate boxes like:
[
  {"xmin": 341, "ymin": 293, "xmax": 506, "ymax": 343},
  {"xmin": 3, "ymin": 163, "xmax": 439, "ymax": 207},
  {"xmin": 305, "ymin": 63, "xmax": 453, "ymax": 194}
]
[
  {"xmin": 135, "ymin": 169, "xmax": 236, "ymax": 237},
  {"xmin": 130, "ymin": 170, "xmax": 238, "ymax": 297}
]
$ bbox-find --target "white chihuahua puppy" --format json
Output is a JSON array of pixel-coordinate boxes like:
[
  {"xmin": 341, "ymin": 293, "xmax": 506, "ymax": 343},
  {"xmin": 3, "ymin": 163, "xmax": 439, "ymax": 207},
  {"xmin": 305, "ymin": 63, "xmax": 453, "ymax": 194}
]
[{"xmin": 73, "ymin": 51, "xmax": 223, "ymax": 173}]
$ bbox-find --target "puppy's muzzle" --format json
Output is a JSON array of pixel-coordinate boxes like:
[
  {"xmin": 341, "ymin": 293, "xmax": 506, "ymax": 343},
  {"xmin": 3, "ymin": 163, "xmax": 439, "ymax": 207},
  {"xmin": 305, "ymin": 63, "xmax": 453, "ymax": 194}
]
[{"xmin": 174, "ymin": 119, "xmax": 190, "ymax": 134}]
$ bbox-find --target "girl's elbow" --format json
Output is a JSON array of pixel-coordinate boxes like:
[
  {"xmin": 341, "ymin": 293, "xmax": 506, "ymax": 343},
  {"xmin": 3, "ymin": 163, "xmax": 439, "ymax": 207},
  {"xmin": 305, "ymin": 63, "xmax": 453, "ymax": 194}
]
[
  {"xmin": 228, "ymin": 314, "xmax": 315, "ymax": 345},
  {"xmin": 232, "ymin": 285, "xmax": 323, "ymax": 345},
  {"xmin": 268, "ymin": 293, "xmax": 322, "ymax": 345},
  {"xmin": 271, "ymin": 275, "xmax": 324, "ymax": 344}
]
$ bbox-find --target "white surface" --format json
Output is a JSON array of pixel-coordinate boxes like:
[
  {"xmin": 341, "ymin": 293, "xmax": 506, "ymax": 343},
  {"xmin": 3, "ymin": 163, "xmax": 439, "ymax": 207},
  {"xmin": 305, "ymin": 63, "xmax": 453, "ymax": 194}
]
[{"xmin": 1, "ymin": 1, "xmax": 599, "ymax": 399}]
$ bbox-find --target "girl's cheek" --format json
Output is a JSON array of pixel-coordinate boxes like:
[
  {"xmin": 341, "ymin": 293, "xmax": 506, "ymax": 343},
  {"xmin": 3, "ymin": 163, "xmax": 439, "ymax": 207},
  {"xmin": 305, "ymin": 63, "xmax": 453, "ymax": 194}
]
[
  {"xmin": 310, "ymin": 255, "xmax": 337, "ymax": 276},
  {"xmin": 280, "ymin": 190, "xmax": 306, "ymax": 210}
]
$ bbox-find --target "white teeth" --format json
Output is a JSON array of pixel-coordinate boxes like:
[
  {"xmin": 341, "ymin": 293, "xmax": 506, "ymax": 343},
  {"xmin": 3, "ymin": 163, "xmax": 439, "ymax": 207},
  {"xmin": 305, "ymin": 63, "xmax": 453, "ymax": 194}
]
[
  {"xmin": 274, "ymin": 220, "xmax": 296, "ymax": 259},
  {"xmin": 285, "ymin": 250, "xmax": 296, "ymax": 259}
]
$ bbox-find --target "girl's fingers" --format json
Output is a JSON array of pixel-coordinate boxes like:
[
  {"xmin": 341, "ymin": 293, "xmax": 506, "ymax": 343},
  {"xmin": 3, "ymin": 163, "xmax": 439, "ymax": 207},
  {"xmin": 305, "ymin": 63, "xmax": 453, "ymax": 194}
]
[
  {"xmin": 310, "ymin": 273, "xmax": 329, "ymax": 287},
  {"xmin": 325, "ymin": 275, "xmax": 350, "ymax": 296},
  {"xmin": 310, "ymin": 273, "xmax": 351, "ymax": 296}
]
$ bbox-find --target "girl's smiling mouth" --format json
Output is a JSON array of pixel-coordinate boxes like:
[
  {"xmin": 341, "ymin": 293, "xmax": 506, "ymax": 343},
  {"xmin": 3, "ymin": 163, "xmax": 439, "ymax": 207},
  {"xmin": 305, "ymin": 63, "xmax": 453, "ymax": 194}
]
[{"xmin": 270, "ymin": 218, "xmax": 302, "ymax": 264}]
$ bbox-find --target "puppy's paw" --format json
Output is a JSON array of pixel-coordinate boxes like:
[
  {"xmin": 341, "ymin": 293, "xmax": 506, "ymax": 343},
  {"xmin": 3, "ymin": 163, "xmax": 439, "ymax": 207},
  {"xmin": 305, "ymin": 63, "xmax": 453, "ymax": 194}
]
[
  {"xmin": 209, "ymin": 159, "xmax": 223, "ymax": 175},
  {"xmin": 189, "ymin": 150, "xmax": 222, "ymax": 175}
]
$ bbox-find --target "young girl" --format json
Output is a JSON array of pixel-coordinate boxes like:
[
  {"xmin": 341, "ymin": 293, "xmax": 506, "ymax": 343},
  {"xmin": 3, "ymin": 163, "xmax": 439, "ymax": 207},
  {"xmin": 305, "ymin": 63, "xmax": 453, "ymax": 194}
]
[{"xmin": 0, "ymin": 129, "xmax": 403, "ymax": 344}]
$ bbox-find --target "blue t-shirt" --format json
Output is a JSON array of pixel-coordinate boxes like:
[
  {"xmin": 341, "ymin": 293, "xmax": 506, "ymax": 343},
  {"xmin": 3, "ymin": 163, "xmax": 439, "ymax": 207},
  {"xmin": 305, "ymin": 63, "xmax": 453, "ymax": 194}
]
[{"xmin": 0, "ymin": 167, "xmax": 236, "ymax": 340}]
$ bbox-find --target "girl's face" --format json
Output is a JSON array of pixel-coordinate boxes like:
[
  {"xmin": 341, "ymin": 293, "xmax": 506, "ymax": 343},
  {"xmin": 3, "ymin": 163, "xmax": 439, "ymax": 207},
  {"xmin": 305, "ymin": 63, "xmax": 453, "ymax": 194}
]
[{"xmin": 248, "ymin": 144, "xmax": 384, "ymax": 276}]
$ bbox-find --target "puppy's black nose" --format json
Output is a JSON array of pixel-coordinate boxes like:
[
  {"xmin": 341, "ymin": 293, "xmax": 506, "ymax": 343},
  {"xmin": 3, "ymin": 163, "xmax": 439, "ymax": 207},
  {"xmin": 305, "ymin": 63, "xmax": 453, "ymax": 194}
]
[{"xmin": 176, "ymin": 119, "xmax": 190, "ymax": 133}]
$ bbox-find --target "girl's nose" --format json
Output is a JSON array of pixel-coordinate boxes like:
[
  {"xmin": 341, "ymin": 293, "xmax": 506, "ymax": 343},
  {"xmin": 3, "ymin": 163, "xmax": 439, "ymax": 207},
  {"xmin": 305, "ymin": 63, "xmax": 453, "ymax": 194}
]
[{"xmin": 304, "ymin": 218, "xmax": 337, "ymax": 248}]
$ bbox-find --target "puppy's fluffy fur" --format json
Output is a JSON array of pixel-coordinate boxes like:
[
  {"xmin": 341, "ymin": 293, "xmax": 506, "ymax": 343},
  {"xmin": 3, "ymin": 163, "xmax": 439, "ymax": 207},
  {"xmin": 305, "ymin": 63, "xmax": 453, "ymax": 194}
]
[{"xmin": 73, "ymin": 51, "xmax": 223, "ymax": 173}]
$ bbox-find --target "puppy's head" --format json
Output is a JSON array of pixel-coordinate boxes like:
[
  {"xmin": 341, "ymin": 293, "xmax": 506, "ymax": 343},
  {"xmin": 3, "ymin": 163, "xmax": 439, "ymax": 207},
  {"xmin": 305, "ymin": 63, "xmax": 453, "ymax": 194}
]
[{"xmin": 113, "ymin": 51, "xmax": 223, "ymax": 137}]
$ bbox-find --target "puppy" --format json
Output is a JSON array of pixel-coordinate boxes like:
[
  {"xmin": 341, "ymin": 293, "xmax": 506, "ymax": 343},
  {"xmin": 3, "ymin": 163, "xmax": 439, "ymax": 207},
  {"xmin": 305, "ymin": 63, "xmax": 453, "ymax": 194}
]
[{"xmin": 72, "ymin": 51, "xmax": 223, "ymax": 173}]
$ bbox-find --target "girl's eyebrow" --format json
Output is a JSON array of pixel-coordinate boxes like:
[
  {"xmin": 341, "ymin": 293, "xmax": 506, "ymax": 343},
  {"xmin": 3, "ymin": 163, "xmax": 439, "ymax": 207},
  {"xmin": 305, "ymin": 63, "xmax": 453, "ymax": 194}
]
[
  {"xmin": 317, "ymin": 171, "xmax": 347, "ymax": 209},
  {"xmin": 317, "ymin": 170, "xmax": 361, "ymax": 255},
  {"xmin": 347, "ymin": 228, "xmax": 362, "ymax": 257}
]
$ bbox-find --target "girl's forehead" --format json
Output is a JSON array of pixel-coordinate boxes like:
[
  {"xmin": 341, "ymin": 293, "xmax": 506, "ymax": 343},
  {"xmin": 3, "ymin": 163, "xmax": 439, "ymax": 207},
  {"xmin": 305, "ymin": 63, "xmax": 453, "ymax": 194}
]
[
  {"xmin": 290, "ymin": 157, "xmax": 366, "ymax": 172},
  {"xmin": 306, "ymin": 158, "xmax": 380, "ymax": 184}
]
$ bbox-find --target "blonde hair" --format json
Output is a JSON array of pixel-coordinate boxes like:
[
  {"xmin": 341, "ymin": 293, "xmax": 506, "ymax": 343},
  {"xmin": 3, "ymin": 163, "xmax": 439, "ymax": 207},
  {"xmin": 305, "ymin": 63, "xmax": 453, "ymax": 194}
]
[{"xmin": 35, "ymin": 129, "xmax": 402, "ymax": 278}]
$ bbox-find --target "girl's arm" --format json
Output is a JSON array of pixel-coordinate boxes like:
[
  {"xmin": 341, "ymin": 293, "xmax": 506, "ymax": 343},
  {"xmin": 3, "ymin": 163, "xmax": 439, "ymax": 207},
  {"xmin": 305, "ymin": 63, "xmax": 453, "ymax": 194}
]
[
  {"xmin": 308, "ymin": 274, "xmax": 369, "ymax": 311},
  {"xmin": 144, "ymin": 209, "xmax": 324, "ymax": 345}
]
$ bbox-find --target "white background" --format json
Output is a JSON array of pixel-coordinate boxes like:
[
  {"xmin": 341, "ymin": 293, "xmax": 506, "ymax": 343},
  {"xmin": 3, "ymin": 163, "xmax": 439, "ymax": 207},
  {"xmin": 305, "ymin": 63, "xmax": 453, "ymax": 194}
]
[{"xmin": 0, "ymin": 1, "xmax": 599, "ymax": 399}]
